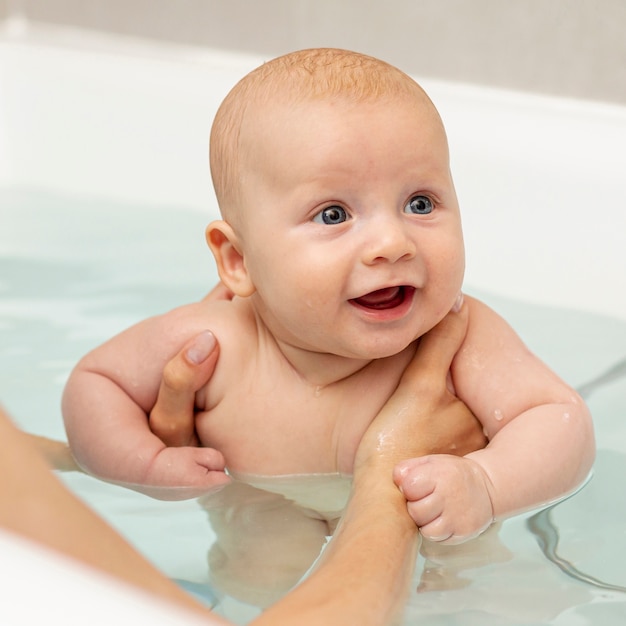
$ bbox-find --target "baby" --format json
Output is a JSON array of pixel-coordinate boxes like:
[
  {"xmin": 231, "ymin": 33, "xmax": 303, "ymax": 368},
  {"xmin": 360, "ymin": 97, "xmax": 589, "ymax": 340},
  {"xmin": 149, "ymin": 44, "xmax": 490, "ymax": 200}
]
[{"xmin": 62, "ymin": 48, "xmax": 595, "ymax": 543}]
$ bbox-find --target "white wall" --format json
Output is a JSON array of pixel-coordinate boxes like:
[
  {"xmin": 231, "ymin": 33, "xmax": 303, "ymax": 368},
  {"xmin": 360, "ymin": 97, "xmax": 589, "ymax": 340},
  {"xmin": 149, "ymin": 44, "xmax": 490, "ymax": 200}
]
[{"xmin": 2, "ymin": 0, "xmax": 626, "ymax": 105}]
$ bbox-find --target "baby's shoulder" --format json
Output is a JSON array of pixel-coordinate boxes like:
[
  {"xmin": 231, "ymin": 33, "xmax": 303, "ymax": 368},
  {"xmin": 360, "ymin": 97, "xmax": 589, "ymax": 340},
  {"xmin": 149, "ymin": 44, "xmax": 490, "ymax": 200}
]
[
  {"xmin": 454, "ymin": 293, "xmax": 531, "ymax": 372},
  {"xmin": 166, "ymin": 297, "xmax": 262, "ymax": 404},
  {"xmin": 463, "ymin": 294, "xmax": 519, "ymax": 341},
  {"xmin": 168, "ymin": 296, "xmax": 259, "ymax": 352}
]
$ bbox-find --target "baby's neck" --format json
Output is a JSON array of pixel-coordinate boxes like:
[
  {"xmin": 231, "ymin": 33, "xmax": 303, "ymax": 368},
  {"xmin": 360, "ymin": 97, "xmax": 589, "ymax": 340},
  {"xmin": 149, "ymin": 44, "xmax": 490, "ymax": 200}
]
[
  {"xmin": 275, "ymin": 339, "xmax": 376, "ymax": 388},
  {"xmin": 247, "ymin": 297, "xmax": 415, "ymax": 388}
]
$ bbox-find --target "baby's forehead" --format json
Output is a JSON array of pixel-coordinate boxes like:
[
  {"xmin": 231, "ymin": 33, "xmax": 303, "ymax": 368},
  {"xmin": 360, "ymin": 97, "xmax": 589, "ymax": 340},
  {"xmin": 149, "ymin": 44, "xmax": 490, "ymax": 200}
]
[
  {"xmin": 238, "ymin": 93, "xmax": 449, "ymax": 191},
  {"xmin": 241, "ymin": 87, "xmax": 442, "ymax": 148}
]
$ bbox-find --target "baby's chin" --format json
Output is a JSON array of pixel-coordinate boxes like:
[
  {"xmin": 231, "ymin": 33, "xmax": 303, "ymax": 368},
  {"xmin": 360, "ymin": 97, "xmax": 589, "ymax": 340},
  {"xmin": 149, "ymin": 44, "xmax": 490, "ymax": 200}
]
[{"xmin": 337, "ymin": 337, "xmax": 419, "ymax": 362}]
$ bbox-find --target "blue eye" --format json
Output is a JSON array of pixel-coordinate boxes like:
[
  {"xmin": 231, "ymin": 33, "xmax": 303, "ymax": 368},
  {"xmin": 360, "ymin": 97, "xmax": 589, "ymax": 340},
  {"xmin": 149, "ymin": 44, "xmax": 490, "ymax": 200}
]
[
  {"xmin": 404, "ymin": 195, "xmax": 434, "ymax": 215},
  {"xmin": 313, "ymin": 205, "xmax": 349, "ymax": 225}
]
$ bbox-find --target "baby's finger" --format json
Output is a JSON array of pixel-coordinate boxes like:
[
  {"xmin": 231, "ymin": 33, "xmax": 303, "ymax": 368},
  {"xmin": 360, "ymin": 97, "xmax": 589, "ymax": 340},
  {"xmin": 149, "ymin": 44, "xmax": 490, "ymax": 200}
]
[
  {"xmin": 191, "ymin": 446, "xmax": 228, "ymax": 473},
  {"xmin": 405, "ymin": 492, "xmax": 442, "ymax": 526},
  {"xmin": 393, "ymin": 456, "xmax": 437, "ymax": 500},
  {"xmin": 417, "ymin": 515, "xmax": 454, "ymax": 543}
]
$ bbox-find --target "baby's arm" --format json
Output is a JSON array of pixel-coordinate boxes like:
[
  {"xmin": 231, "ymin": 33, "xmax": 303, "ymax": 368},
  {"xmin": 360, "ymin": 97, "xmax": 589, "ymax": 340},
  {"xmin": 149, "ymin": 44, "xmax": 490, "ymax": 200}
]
[
  {"xmin": 394, "ymin": 296, "xmax": 595, "ymax": 543},
  {"xmin": 62, "ymin": 304, "xmax": 230, "ymax": 499}
]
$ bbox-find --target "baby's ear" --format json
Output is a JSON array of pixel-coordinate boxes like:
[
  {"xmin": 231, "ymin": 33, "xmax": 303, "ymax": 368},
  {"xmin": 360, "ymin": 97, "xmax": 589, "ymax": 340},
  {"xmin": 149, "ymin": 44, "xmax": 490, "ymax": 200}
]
[{"xmin": 206, "ymin": 221, "xmax": 255, "ymax": 297}]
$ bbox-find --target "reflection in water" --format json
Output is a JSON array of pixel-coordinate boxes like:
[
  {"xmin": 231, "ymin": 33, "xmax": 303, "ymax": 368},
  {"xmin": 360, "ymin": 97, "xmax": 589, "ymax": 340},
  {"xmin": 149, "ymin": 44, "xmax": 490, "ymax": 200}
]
[
  {"xmin": 416, "ymin": 523, "xmax": 512, "ymax": 592},
  {"xmin": 198, "ymin": 480, "xmax": 340, "ymax": 608},
  {"xmin": 197, "ymin": 476, "xmax": 519, "ymax": 608},
  {"xmin": 524, "ymin": 368, "xmax": 626, "ymax": 595},
  {"xmin": 528, "ymin": 506, "xmax": 626, "ymax": 593},
  {"xmin": 526, "ymin": 448, "xmax": 626, "ymax": 596}
]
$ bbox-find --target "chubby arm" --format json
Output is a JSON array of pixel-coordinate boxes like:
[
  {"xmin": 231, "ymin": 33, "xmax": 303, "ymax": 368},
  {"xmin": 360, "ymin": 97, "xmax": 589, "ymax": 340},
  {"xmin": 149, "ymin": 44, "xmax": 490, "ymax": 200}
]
[
  {"xmin": 460, "ymin": 297, "xmax": 595, "ymax": 512},
  {"xmin": 62, "ymin": 304, "xmax": 230, "ymax": 499},
  {"xmin": 395, "ymin": 296, "xmax": 595, "ymax": 543}
]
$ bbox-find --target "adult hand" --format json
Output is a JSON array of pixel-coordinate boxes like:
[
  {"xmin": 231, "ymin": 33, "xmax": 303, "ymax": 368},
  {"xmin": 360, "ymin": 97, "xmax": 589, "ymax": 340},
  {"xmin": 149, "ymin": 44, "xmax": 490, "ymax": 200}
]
[
  {"xmin": 354, "ymin": 297, "xmax": 486, "ymax": 476},
  {"xmin": 354, "ymin": 298, "xmax": 489, "ymax": 543}
]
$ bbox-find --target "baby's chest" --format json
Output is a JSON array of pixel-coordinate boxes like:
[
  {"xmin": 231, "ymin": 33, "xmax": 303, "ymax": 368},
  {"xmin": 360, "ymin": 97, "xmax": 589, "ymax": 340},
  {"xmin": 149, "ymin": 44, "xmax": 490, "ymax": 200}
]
[{"xmin": 195, "ymin": 377, "xmax": 393, "ymax": 475}]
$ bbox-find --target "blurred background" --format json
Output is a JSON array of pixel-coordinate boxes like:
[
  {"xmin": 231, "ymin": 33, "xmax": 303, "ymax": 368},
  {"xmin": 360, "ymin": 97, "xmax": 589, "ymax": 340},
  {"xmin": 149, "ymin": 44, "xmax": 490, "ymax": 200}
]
[{"xmin": 1, "ymin": 0, "xmax": 624, "ymax": 105}]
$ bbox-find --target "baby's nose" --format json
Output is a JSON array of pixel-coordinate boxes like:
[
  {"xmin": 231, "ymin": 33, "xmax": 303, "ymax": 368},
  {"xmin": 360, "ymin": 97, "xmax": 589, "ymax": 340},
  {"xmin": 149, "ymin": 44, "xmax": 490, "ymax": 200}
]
[{"xmin": 361, "ymin": 218, "xmax": 417, "ymax": 265}]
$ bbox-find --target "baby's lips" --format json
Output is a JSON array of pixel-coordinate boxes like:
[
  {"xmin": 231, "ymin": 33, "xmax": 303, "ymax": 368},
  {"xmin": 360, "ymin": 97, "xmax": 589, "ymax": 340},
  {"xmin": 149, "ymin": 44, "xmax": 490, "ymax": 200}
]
[
  {"xmin": 354, "ymin": 286, "xmax": 402, "ymax": 307},
  {"xmin": 351, "ymin": 286, "xmax": 413, "ymax": 310}
]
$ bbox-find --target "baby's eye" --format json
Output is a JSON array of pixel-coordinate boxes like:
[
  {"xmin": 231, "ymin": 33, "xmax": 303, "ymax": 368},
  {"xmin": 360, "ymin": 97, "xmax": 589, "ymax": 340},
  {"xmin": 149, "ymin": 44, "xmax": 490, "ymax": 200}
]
[
  {"xmin": 404, "ymin": 195, "xmax": 434, "ymax": 215},
  {"xmin": 313, "ymin": 205, "xmax": 349, "ymax": 225}
]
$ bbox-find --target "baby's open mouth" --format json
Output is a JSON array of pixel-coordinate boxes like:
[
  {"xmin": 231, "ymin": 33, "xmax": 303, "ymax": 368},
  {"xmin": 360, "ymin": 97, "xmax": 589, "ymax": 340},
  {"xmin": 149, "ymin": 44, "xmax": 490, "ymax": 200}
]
[{"xmin": 350, "ymin": 286, "xmax": 414, "ymax": 310}]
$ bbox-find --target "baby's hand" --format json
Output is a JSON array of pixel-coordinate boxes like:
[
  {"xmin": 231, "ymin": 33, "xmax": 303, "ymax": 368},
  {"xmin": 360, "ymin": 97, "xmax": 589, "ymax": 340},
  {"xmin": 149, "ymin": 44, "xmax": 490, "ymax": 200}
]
[
  {"xmin": 393, "ymin": 454, "xmax": 495, "ymax": 544},
  {"xmin": 138, "ymin": 445, "xmax": 230, "ymax": 500}
]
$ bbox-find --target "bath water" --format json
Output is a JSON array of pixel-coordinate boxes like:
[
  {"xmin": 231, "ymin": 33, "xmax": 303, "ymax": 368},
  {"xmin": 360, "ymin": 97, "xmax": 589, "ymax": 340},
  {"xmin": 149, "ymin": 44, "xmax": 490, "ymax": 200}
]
[{"xmin": 2, "ymin": 187, "xmax": 625, "ymax": 624}]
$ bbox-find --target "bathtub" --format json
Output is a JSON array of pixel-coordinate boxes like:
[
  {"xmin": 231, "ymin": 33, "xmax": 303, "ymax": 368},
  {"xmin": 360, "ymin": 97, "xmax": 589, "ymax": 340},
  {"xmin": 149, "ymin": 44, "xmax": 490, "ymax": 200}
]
[{"xmin": 1, "ymin": 23, "xmax": 626, "ymax": 625}]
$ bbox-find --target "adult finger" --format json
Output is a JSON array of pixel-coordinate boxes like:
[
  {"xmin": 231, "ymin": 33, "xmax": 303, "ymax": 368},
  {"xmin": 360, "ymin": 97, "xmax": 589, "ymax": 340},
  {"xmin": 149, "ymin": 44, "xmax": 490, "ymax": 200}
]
[
  {"xmin": 396, "ymin": 295, "xmax": 468, "ymax": 394},
  {"xmin": 149, "ymin": 331, "xmax": 219, "ymax": 446}
]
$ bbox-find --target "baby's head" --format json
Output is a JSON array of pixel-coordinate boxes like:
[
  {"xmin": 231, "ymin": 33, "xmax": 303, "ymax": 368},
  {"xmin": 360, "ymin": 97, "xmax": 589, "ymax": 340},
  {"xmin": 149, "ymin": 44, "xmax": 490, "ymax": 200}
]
[
  {"xmin": 210, "ymin": 48, "xmax": 443, "ymax": 224},
  {"xmin": 206, "ymin": 48, "xmax": 464, "ymax": 361}
]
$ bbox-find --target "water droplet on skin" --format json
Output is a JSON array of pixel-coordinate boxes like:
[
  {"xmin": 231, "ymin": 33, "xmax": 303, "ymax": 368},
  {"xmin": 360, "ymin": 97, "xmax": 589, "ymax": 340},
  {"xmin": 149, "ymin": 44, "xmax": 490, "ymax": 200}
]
[
  {"xmin": 494, "ymin": 409, "xmax": 504, "ymax": 421},
  {"xmin": 563, "ymin": 412, "xmax": 571, "ymax": 422},
  {"xmin": 314, "ymin": 386, "xmax": 322, "ymax": 397}
]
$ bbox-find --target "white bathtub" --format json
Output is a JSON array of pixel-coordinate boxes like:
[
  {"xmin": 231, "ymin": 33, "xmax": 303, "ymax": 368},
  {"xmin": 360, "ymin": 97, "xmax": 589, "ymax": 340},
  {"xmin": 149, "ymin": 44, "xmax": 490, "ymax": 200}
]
[{"xmin": 2, "ymin": 23, "xmax": 626, "ymax": 626}]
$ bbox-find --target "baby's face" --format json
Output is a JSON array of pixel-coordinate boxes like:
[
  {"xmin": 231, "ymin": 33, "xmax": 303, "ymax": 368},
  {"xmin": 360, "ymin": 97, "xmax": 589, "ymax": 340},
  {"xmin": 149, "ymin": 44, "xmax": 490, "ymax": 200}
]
[{"xmin": 234, "ymin": 95, "xmax": 465, "ymax": 360}]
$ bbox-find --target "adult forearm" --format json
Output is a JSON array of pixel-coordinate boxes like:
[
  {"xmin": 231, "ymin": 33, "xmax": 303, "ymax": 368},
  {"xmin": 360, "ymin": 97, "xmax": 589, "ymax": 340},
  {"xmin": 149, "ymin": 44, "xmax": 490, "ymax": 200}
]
[{"xmin": 254, "ymin": 468, "xmax": 419, "ymax": 626}]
